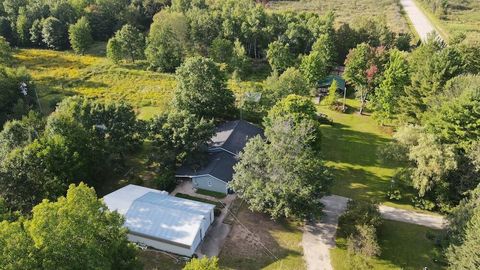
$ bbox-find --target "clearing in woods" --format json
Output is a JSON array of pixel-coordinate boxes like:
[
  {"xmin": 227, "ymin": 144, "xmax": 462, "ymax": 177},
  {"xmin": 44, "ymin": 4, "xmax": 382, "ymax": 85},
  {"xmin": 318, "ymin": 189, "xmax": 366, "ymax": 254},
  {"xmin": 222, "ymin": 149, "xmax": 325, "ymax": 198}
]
[{"xmin": 269, "ymin": 0, "xmax": 411, "ymax": 34}]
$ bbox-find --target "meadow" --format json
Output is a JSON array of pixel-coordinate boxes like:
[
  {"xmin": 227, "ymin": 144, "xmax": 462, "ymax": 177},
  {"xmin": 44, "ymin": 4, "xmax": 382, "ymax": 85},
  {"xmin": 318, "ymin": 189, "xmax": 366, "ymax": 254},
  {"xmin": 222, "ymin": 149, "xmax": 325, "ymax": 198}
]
[
  {"xmin": 269, "ymin": 0, "xmax": 411, "ymax": 34},
  {"xmin": 14, "ymin": 48, "xmax": 176, "ymax": 120},
  {"xmin": 414, "ymin": 0, "xmax": 480, "ymax": 43}
]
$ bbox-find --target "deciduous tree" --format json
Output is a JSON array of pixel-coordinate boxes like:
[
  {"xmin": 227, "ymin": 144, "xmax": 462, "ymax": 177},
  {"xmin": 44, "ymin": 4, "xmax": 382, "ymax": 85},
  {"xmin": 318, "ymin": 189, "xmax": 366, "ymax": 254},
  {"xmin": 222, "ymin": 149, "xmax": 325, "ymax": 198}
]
[
  {"xmin": 264, "ymin": 68, "xmax": 309, "ymax": 103},
  {"xmin": 266, "ymin": 40, "xmax": 294, "ymax": 73},
  {"xmin": 173, "ymin": 56, "xmax": 236, "ymax": 119},
  {"xmin": 41, "ymin": 16, "xmax": 68, "ymax": 50},
  {"xmin": 68, "ymin": 17, "xmax": 93, "ymax": 54},
  {"xmin": 373, "ymin": 49, "xmax": 410, "ymax": 124}
]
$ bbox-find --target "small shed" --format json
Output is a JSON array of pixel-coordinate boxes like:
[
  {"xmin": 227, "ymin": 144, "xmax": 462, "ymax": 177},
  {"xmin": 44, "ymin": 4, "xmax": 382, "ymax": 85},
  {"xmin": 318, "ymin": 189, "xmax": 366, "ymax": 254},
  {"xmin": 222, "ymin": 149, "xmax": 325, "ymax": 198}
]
[
  {"xmin": 314, "ymin": 75, "xmax": 346, "ymax": 103},
  {"xmin": 318, "ymin": 75, "xmax": 346, "ymax": 92},
  {"xmin": 103, "ymin": 185, "xmax": 215, "ymax": 257}
]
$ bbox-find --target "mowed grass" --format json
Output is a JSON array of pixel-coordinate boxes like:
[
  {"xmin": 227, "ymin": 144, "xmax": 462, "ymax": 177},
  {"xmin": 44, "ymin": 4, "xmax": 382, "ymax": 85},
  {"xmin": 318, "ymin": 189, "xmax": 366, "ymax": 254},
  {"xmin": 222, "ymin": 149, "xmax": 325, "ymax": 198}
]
[
  {"xmin": 331, "ymin": 220, "xmax": 444, "ymax": 270},
  {"xmin": 414, "ymin": 0, "xmax": 480, "ymax": 43},
  {"xmin": 219, "ymin": 205, "xmax": 305, "ymax": 270},
  {"xmin": 317, "ymin": 98, "xmax": 419, "ymax": 210},
  {"xmin": 269, "ymin": 0, "xmax": 410, "ymax": 34},
  {"xmin": 14, "ymin": 47, "xmax": 176, "ymax": 116}
]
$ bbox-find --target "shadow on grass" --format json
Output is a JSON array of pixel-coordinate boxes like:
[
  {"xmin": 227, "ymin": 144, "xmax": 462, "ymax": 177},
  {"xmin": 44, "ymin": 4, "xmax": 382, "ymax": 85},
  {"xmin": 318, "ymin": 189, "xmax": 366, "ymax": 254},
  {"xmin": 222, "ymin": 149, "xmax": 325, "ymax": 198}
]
[
  {"xmin": 321, "ymin": 122, "xmax": 396, "ymax": 168},
  {"xmin": 378, "ymin": 220, "xmax": 445, "ymax": 270}
]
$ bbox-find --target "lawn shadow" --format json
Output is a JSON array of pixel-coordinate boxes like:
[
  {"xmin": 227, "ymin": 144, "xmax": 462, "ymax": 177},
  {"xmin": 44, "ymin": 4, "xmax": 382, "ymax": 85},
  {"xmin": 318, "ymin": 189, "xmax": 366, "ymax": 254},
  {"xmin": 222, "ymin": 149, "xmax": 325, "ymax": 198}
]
[
  {"xmin": 377, "ymin": 220, "xmax": 445, "ymax": 270},
  {"xmin": 219, "ymin": 206, "xmax": 304, "ymax": 270},
  {"xmin": 321, "ymin": 122, "xmax": 397, "ymax": 169}
]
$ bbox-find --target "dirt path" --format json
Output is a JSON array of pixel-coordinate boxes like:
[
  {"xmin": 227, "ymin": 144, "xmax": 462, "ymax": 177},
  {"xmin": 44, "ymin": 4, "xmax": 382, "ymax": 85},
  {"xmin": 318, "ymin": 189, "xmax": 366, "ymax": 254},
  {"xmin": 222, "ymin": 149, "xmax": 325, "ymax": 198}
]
[
  {"xmin": 400, "ymin": 0, "xmax": 442, "ymax": 41},
  {"xmin": 303, "ymin": 195, "xmax": 447, "ymax": 270}
]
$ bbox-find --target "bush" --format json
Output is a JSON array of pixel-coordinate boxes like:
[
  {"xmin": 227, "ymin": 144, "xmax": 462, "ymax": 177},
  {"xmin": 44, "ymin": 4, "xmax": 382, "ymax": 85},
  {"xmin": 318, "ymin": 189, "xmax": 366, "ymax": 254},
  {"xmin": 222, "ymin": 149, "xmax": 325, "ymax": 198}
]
[
  {"xmin": 347, "ymin": 224, "xmax": 381, "ymax": 257},
  {"xmin": 183, "ymin": 256, "xmax": 220, "ymax": 270},
  {"xmin": 154, "ymin": 169, "xmax": 176, "ymax": 192},
  {"xmin": 338, "ymin": 200, "xmax": 382, "ymax": 237}
]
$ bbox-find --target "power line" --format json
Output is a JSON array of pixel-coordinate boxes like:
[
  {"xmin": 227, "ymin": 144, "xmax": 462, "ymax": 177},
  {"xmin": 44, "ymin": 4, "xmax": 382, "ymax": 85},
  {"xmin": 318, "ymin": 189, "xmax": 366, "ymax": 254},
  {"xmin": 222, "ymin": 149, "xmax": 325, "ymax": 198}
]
[{"xmin": 217, "ymin": 198, "xmax": 284, "ymax": 269}]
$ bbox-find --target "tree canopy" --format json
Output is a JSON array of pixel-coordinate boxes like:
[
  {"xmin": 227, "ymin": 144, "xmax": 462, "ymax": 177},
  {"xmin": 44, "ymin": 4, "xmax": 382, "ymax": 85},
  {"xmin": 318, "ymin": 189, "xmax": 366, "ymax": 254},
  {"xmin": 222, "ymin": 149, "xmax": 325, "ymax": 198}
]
[
  {"xmin": 173, "ymin": 56, "xmax": 236, "ymax": 119},
  {"xmin": 0, "ymin": 183, "xmax": 141, "ymax": 270}
]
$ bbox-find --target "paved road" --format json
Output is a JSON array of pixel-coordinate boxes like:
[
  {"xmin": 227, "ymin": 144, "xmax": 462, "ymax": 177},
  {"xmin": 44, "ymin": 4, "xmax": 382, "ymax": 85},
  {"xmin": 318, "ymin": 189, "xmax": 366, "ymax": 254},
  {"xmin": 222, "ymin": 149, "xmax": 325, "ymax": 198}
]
[
  {"xmin": 303, "ymin": 195, "xmax": 447, "ymax": 270},
  {"xmin": 302, "ymin": 195, "xmax": 349, "ymax": 270},
  {"xmin": 400, "ymin": 0, "xmax": 442, "ymax": 41}
]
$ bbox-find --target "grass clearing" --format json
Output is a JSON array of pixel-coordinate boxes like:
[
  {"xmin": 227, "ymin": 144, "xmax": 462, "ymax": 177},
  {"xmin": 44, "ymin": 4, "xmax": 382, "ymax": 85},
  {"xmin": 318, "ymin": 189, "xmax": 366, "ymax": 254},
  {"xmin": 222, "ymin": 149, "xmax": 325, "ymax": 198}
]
[
  {"xmin": 331, "ymin": 220, "xmax": 444, "ymax": 270},
  {"xmin": 219, "ymin": 204, "xmax": 305, "ymax": 270},
  {"xmin": 14, "ymin": 47, "xmax": 176, "ymax": 116},
  {"xmin": 269, "ymin": 0, "xmax": 410, "ymax": 34},
  {"xmin": 317, "ymin": 98, "xmax": 419, "ymax": 211}
]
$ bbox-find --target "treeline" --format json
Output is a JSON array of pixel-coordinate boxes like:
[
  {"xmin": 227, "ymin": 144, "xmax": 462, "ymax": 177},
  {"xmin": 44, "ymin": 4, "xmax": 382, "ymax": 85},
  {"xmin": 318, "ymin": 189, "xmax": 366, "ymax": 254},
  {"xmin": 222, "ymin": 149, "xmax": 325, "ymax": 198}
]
[
  {"xmin": 1, "ymin": 0, "xmax": 412, "ymax": 74},
  {"xmin": 0, "ymin": 0, "xmax": 168, "ymax": 49},
  {"xmin": 111, "ymin": 0, "xmax": 412, "ymax": 75}
]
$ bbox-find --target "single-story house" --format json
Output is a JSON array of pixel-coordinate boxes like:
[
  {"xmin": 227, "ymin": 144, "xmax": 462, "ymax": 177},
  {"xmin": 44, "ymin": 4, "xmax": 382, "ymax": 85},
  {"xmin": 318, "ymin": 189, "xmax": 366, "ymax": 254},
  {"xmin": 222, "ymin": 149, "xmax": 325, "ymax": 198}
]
[
  {"xmin": 103, "ymin": 184, "xmax": 215, "ymax": 257},
  {"xmin": 176, "ymin": 120, "xmax": 264, "ymax": 194}
]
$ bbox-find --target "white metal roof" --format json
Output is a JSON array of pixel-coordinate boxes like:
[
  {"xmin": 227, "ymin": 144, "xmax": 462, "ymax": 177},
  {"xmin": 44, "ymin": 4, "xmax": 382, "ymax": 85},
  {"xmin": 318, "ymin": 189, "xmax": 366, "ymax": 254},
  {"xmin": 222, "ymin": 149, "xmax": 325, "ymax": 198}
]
[
  {"xmin": 103, "ymin": 185, "xmax": 215, "ymax": 247},
  {"xmin": 103, "ymin": 184, "xmax": 167, "ymax": 215}
]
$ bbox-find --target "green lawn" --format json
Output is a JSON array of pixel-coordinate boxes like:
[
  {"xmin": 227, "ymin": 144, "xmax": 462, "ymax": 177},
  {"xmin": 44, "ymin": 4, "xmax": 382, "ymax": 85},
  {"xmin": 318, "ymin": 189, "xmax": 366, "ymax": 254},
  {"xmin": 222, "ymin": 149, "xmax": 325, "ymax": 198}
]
[
  {"xmin": 174, "ymin": 193, "xmax": 224, "ymax": 209},
  {"xmin": 317, "ymin": 99, "xmax": 419, "ymax": 210},
  {"xmin": 331, "ymin": 220, "xmax": 444, "ymax": 270},
  {"xmin": 269, "ymin": 0, "xmax": 410, "ymax": 34},
  {"xmin": 196, "ymin": 188, "xmax": 227, "ymax": 199}
]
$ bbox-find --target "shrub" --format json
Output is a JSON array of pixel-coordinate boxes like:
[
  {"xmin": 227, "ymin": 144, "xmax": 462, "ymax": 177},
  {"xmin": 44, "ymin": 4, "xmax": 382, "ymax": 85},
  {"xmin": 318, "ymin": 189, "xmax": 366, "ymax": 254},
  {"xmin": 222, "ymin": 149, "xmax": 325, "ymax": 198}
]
[
  {"xmin": 154, "ymin": 168, "xmax": 176, "ymax": 192},
  {"xmin": 347, "ymin": 224, "xmax": 381, "ymax": 257},
  {"xmin": 338, "ymin": 200, "xmax": 382, "ymax": 237},
  {"xmin": 183, "ymin": 256, "xmax": 220, "ymax": 270}
]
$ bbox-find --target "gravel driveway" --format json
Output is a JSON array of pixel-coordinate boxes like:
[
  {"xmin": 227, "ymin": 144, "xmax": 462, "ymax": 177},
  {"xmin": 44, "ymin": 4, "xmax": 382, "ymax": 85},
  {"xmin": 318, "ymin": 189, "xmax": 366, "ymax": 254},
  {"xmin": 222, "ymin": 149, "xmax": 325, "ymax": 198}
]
[
  {"xmin": 303, "ymin": 195, "xmax": 447, "ymax": 270},
  {"xmin": 400, "ymin": 0, "xmax": 442, "ymax": 41},
  {"xmin": 302, "ymin": 195, "xmax": 349, "ymax": 270},
  {"xmin": 379, "ymin": 205, "xmax": 447, "ymax": 230}
]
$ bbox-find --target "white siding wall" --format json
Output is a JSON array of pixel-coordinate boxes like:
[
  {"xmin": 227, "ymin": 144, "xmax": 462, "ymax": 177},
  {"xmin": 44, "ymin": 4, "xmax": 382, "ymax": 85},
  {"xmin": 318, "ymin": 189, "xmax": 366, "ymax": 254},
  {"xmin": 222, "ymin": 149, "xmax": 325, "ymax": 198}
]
[
  {"xmin": 128, "ymin": 231, "xmax": 202, "ymax": 257},
  {"xmin": 192, "ymin": 175, "xmax": 228, "ymax": 194}
]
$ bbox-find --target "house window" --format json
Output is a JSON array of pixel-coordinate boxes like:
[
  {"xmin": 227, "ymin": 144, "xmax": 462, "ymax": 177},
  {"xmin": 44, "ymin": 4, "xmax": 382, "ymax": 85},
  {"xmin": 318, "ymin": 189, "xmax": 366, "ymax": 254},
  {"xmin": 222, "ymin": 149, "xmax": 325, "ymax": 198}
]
[{"xmin": 208, "ymin": 180, "xmax": 212, "ymax": 187}]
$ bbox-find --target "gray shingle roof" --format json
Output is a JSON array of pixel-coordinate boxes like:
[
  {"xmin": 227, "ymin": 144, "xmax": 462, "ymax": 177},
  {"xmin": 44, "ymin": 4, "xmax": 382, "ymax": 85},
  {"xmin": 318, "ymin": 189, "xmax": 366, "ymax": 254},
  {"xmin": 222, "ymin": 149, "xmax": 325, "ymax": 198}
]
[
  {"xmin": 176, "ymin": 152, "xmax": 237, "ymax": 182},
  {"xmin": 176, "ymin": 120, "xmax": 263, "ymax": 183},
  {"xmin": 209, "ymin": 120, "xmax": 264, "ymax": 155}
]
